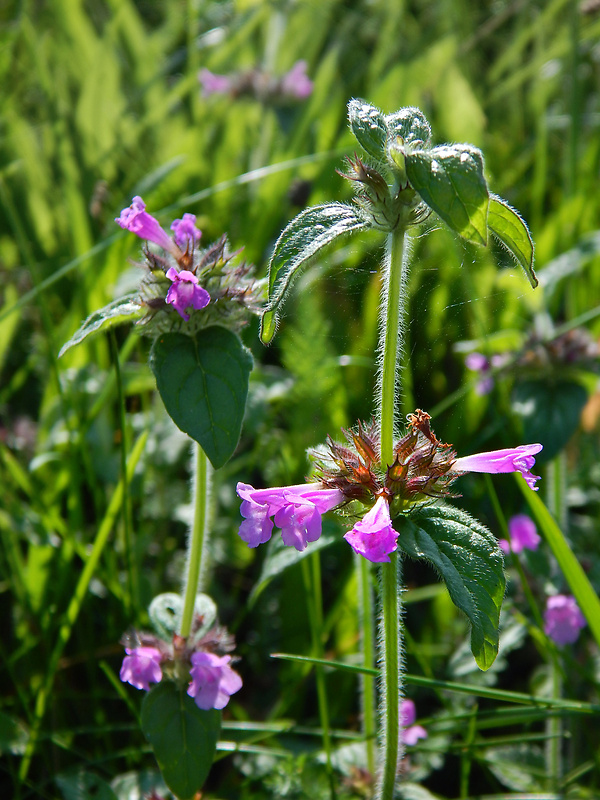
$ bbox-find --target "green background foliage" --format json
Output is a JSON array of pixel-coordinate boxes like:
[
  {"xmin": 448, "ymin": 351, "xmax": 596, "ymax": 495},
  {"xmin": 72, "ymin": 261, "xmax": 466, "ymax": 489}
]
[{"xmin": 1, "ymin": 0, "xmax": 600, "ymax": 798}]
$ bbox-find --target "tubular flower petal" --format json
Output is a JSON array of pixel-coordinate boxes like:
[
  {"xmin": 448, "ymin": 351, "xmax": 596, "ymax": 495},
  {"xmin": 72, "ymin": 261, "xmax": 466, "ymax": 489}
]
[
  {"xmin": 499, "ymin": 514, "xmax": 541, "ymax": 554},
  {"xmin": 450, "ymin": 444, "xmax": 543, "ymax": 490},
  {"xmin": 236, "ymin": 482, "xmax": 343, "ymax": 551},
  {"xmin": 116, "ymin": 196, "xmax": 181, "ymax": 256},
  {"xmin": 188, "ymin": 652, "xmax": 242, "ymax": 710},
  {"xmin": 165, "ymin": 267, "xmax": 210, "ymax": 321},
  {"xmin": 171, "ymin": 213, "xmax": 202, "ymax": 249},
  {"xmin": 344, "ymin": 495, "xmax": 398, "ymax": 563},
  {"xmin": 544, "ymin": 594, "xmax": 586, "ymax": 645},
  {"xmin": 400, "ymin": 699, "xmax": 428, "ymax": 746},
  {"xmin": 119, "ymin": 646, "xmax": 163, "ymax": 691}
]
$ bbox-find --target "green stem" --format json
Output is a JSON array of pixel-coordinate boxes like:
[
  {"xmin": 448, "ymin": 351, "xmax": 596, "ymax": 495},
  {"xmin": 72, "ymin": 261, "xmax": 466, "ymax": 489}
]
[
  {"xmin": 180, "ymin": 443, "xmax": 212, "ymax": 639},
  {"xmin": 302, "ymin": 555, "xmax": 334, "ymax": 792},
  {"xmin": 378, "ymin": 552, "xmax": 402, "ymax": 800},
  {"xmin": 358, "ymin": 556, "xmax": 377, "ymax": 776},
  {"xmin": 375, "ymin": 225, "xmax": 410, "ymax": 799},
  {"xmin": 379, "ymin": 226, "xmax": 409, "ymax": 467}
]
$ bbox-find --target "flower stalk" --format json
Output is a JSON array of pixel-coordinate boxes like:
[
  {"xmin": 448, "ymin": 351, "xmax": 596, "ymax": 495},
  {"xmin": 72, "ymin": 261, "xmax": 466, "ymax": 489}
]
[
  {"xmin": 376, "ymin": 226, "xmax": 410, "ymax": 798},
  {"xmin": 180, "ymin": 443, "xmax": 212, "ymax": 639}
]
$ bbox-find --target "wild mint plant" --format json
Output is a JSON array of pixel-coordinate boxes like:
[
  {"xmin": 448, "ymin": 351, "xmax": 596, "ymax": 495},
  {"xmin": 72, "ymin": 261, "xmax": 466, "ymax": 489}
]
[
  {"xmin": 237, "ymin": 100, "xmax": 542, "ymax": 800},
  {"xmin": 60, "ymin": 198, "xmax": 262, "ymax": 799}
]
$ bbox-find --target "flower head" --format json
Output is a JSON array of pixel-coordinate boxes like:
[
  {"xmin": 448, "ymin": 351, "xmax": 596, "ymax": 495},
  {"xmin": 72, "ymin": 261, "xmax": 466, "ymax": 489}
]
[
  {"xmin": 187, "ymin": 652, "xmax": 242, "ymax": 710},
  {"xmin": 544, "ymin": 594, "xmax": 586, "ymax": 645},
  {"xmin": 171, "ymin": 214, "xmax": 202, "ymax": 249},
  {"xmin": 450, "ymin": 443, "xmax": 543, "ymax": 490},
  {"xmin": 400, "ymin": 699, "xmax": 428, "ymax": 746},
  {"xmin": 165, "ymin": 267, "xmax": 210, "ymax": 321},
  {"xmin": 120, "ymin": 646, "xmax": 163, "ymax": 691},
  {"xmin": 499, "ymin": 514, "xmax": 541, "ymax": 554},
  {"xmin": 344, "ymin": 495, "xmax": 398, "ymax": 563},
  {"xmin": 281, "ymin": 60, "xmax": 313, "ymax": 99},
  {"xmin": 116, "ymin": 196, "xmax": 180, "ymax": 256},
  {"xmin": 199, "ymin": 68, "xmax": 233, "ymax": 97},
  {"xmin": 236, "ymin": 482, "xmax": 343, "ymax": 551}
]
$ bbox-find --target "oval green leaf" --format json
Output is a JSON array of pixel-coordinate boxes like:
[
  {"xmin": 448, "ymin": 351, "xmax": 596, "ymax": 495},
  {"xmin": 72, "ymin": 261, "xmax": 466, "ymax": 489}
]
[
  {"xmin": 59, "ymin": 295, "xmax": 143, "ymax": 357},
  {"xmin": 348, "ymin": 99, "xmax": 388, "ymax": 159},
  {"xmin": 488, "ymin": 195, "xmax": 537, "ymax": 288},
  {"xmin": 260, "ymin": 203, "xmax": 369, "ymax": 343},
  {"xmin": 511, "ymin": 380, "xmax": 587, "ymax": 462},
  {"xmin": 397, "ymin": 505, "xmax": 505, "ymax": 670},
  {"xmin": 141, "ymin": 682, "xmax": 221, "ymax": 800},
  {"xmin": 149, "ymin": 327, "xmax": 253, "ymax": 468},
  {"xmin": 405, "ymin": 144, "xmax": 489, "ymax": 245}
]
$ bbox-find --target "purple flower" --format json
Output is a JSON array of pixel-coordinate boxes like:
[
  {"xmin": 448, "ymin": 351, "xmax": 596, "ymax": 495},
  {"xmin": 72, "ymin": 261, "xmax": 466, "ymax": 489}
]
[
  {"xmin": 450, "ymin": 443, "xmax": 543, "ymax": 490},
  {"xmin": 165, "ymin": 267, "xmax": 210, "ymax": 321},
  {"xmin": 171, "ymin": 213, "xmax": 202, "ymax": 249},
  {"xmin": 343, "ymin": 495, "xmax": 398, "ymax": 563},
  {"xmin": 499, "ymin": 514, "xmax": 541, "ymax": 554},
  {"xmin": 400, "ymin": 699, "xmax": 428, "ymax": 746},
  {"xmin": 544, "ymin": 594, "xmax": 586, "ymax": 645},
  {"xmin": 116, "ymin": 196, "xmax": 180, "ymax": 256},
  {"xmin": 281, "ymin": 60, "xmax": 313, "ymax": 99},
  {"xmin": 199, "ymin": 68, "xmax": 232, "ymax": 97},
  {"xmin": 187, "ymin": 652, "xmax": 242, "ymax": 710},
  {"xmin": 236, "ymin": 482, "xmax": 343, "ymax": 551},
  {"xmin": 120, "ymin": 646, "xmax": 163, "ymax": 691}
]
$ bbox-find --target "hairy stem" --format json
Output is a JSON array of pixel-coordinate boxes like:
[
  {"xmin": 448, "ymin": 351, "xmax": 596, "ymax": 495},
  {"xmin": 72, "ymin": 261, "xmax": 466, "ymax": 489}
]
[
  {"xmin": 379, "ymin": 225, "xmax": 409, "ymax": 467},
  {"xmin": 375, "ymin": 225, "xmax": 410, "ymax": 799},
  {"xmin": 180, "ymin": 443, "xmax": 212, "ymax": 639}
]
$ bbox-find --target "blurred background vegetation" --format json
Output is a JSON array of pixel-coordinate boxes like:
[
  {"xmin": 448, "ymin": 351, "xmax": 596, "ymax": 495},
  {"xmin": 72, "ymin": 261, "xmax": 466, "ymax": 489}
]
[{"xmin": 1, "ymin": 0, "xmax": 600, "ymax": 797}]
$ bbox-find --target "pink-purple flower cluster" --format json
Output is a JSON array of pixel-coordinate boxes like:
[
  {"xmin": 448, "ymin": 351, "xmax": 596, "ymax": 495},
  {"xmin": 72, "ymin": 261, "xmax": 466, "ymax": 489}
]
[
  {"xmin": 499, "ymin": 514, "xmax": 541, "ymax": 554},
  {"xmin": 199, "ymin": 60, "xmax": 313, "ymax": 102},
  {"xmin": 236, "ymin": 414, "xmax": 543, "ymax": 564},
  {"xmin": 237, "ymin": 482, "xmax": 343, "ymax": 551},
  {"xmin": 400, "ymin": 699, "xmax": 428, "ymax": 746},
  {"xmin": 544, "ymin": 594, "xmax": 586, "ymax": 646},
  {"xmin": 119, "ymin": 643, "xmax": 242, "ymax": 711},
  {"xmin": 464, "ymin": 352, "xmax": 509, "ymax": 395}
]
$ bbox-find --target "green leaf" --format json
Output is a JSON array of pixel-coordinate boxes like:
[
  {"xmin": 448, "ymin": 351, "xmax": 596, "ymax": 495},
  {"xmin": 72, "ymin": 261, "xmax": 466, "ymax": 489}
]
[
  {"xmin": 397, "ymin": 505, "xmax": 505, "ymax": 670},
  {"xmin": 511, "ymin": 380, "xmax": 588, "ymax": 461},
  {"xmin": 149, "ymin": 327, "xmax": 253, "ymax": 469},
  {"xmin": 405, "ymin": 144, "xmax": 489, "ymax": 245},
  {"xmin": 385, "ymin": 107, "xmax": 432, "ymax": 147},
  {"xmin": 517, "ymin": 474, "xmax": 600, "ymax": 652},
  {"xmin": 348, "ymin": 99, "xmax": 388, "ymax": 159},
  {"xmin": 488, "ymin": 195, "xmax": 537, "ymax": 288},
  {"xmin": 141, "ymin": 682, "xmax": 221, "ymax": 800},
  {"xmin": 260, "ymin": 203, "xmax": 369, "ymax": 343},
  {"xmin": 58, "ymin": 295, "xmax": 143, "ymax": 357}
]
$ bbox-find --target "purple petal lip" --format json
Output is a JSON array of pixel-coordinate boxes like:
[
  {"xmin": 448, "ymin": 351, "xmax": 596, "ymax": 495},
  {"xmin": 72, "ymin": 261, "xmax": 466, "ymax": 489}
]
[
  {"xmin": 343, "ymin": 495, "xmax": 398, "ymax": 563},
  {"xmin": 451, "ymin": 444, "xmax": 543, "ymax": 490}
]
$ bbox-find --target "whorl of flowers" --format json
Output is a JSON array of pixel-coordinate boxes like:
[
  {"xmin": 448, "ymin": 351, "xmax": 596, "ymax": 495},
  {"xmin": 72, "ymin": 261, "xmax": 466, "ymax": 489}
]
[{"xmin": 116, "ymin": 197, "xmax": 264, "ymax": 335}]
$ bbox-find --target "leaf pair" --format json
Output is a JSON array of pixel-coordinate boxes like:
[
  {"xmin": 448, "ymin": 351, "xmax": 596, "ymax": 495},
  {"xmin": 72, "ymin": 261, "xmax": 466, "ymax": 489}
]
[{"xmin": 260, "ymin": 101, "xmax": 536, "ymax": 344}]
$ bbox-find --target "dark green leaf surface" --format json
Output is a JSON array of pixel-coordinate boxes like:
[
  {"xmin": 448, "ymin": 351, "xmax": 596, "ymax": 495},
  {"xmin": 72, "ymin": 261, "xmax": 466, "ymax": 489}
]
[
  {"xmin": 260, "ymin": 203, "xmax": 369, "ymax": 343},
  {"xmin": 348, "ymin": 99, "xmax": 388, "ymax": 159},
  {"xmin": 141, "ymin": 682, "xmax": 221, "ymax": 800},
  {"xmin": 511, "ymin": 380, "xmax": 587, "ymax": 461},
  {"xmin": 397, "ymin": 505, "xmax": 505, "ymax": 670},
  {"xmin": 488, "ymin": 195, "xmax": 537, "ymax": 288},
  {"xmin": 58, "ymin": 295, "xmax": 142, "ymax": 357},
  {"xmin": 149, "ymin": 327, "xmax": 253, "ymax": 468},
  {"xmin": 405, "ymin": 144, "xmax": 489, "ymax": 245}
]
